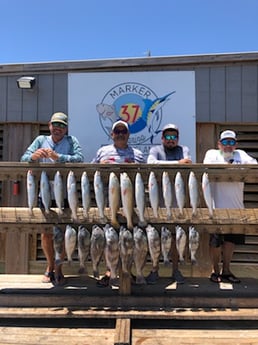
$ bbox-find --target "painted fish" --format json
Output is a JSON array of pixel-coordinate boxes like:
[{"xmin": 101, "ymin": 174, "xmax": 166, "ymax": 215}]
[
  {"xmin": 146, "ymin": 224, "xmax": 161, "ymax": 272},
  {"xmin": 135, "ymin": 172, "xmax": 147, "ymax": 227},
  {"xmin": 176, "ymin": 225, "xmax": 187, "ymax": 264},
  {"xmin": 119, "ymin": 226, "xmax": 134, "ymax": 275},
  {"xmin": 161, "ymin": 226, "xmax": 172, "ymax": 266},
  {"xmin": 81, "ymin": 171, "xmax": 91, "ymax": 219},
  {"xmin": 104, "ymin": 224, "xmax": 120, "ymax": 281},
  {"xmin": 40, "ymin": 170, "xmax": 51, "ymax": 214},
  {"xmin": 27, "ymin": 169, "xmax": 36, "ymax": 214},
  {"xmin": 148, "ymin": 171, "xmax": 159, "ymax": 219},
  {"xmin": 53, "ymin": 226, "xmax": 64, "ymax": 266},
  {"xmin": 65, "ymin": 224, "xmax": 77, "ymax": 264},
  {"xmin": 53, "ymin": 171, "xmax": 64, "ymax": 215},
  {"xmin": 90, "ymin": 224, "xmax": 105, "ymax": 278},
  {"xmin": 94, "ymin": 170, "xmax": 107, "ymax": 223},
  {"xmin": 67, "ymin": 170, "xmax": 78, "ymax": 222},
  {"xmin": 202, "ymin": 172, "xmax": 214, "ymax": 218},
  {"xmin": 120, "ymin": 172, "xmax": 134, "ymax": 230},
  {"xmin": 175, "ymin": 171, "xmax": 185, "ymax": 216},
  {"xmin": 188, "ymin": 171, "xmax": 199, "ymax": 217},
  {"xmin": 133, "ymin": 226, "xmax": 148, "ymax": 285},
  {"xmin": 189, "ymin": 226, "xmax": 200, "ymax": 265},
  {"xmin": 77, "ymin": 225, "xmax": 91, "ymax": 274},
  {"xmin": 162, "ymin": 171, "xmax": 173, "ymax": 220},
  {"xmin": 108, "ymin": 172, "xmax": 120, "ymax": 229}
]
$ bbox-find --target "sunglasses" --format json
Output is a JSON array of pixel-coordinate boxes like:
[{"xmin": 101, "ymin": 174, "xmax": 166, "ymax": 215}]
[
  {"xmin": 51, "ymin": 122, "xmax": 67, "ymax": 128},
  {"xmin": 220, "ymin": 139, "xmax": 236, "ymax": 146},
  {"xmin": 113, "ymin": 128, "xmax": 128, "ymax": 135},
  {"xmin": 164, "ymin": 134, "xmax": 178, "ymax": 140}
]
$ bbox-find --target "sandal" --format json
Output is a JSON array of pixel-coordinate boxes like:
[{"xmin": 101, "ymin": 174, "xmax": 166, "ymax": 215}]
[
  {"xmin": 96, "ymin": 275, "xmax": 110, "ymax": 288},
  {"xmin": 210, "ymin": 272, "xmax": 221, "ymax": 283},
  {"xmin": 42, "ymin": 271, "xmax": 55, "ymax": 283},
  {"xmin": 221, "ymin": 273, "xmax": 241, "ymax": 284}
]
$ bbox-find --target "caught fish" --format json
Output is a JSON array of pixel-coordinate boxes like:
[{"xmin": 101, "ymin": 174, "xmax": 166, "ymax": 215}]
[
  {"xmin": 148, "ymin": 171, "xmax": 159, "ymax": 219},
  {"xmin": 40, "ymin": 170, "xmax": 51, "ymax": 214},
  {"xmin": 176, "ymin": 225, "xmax": 187, "ymax": 264},
  {"xmin": 175, "ymin": 171, "xmax": 185, "ymax": 216},
  {"xmin": 161, "ymin": 226, "xmax": 172, "ymax": 266},
  {"xmin": 108, "ymin": 172, "xmax": 120, "ymax": 228},
  {"xmin": 53, "ymin": 171, "xmax": 64, "ymax": 215},
  {"xmin": 104, "ymin": 224, "xmax": 119, "ymax": 281},
  {"xmin": 119, "ymin": 226, "xmax": 134, "ymax": 275},
  {"xmin": 67, "ymin": 170, "xmax": 78, "ymax": 222},
  {"xmin": 162, "ymin": 171, "xmax": 173, "ymax": 220},
  {"xmin": 189, "ymin": 226, "xmax": 200, "ymax": 265},
  {"xmin": 53, "ymin": 226, "xmax": 64, "ymax": 266},
  {"xmin": 188, "ymin": 171, "xmax": 199, "ymax": 217},
  {"xmin": 77, "ymin": 225, "xmax": 91, "ymax": 274},
  {"xmin": 120, "ymin": 172, "xmax": 134, "ymax": 230},
  {"xmin": 94, "ymin": 170, "xmax": 107, "ymax": 222},
  {"xmin": 65, "ymin": 224, "xmax": 77, "ymax": 264},
  {"xmin": 133, "ymin": 226, "xmax": 148, "ymax": 285},
  {"xmin": 90, "ymin": 225, "xmax": 105, "ymax": 278},
  {"xmin": 202, "ymin": 172, "xmax": 214, "ymax": 218},
  {"xmin": 146, "ymin": 224, "xmax": 161, "ymax": 271},
  {"xmin": 81, "ymin": 171, "xmax": 91, "ymax": 219},
  {"xmin": 135, "ymin": 172, "xmax": 147, "ymax": 227},
  {"xmin": 27, "ymin": 170, "xmax": 36, "ymax": 214}
]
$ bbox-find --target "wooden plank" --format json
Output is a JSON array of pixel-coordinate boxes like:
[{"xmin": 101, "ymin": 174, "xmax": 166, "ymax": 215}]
[
  {"xmin": 2, "ymin": 307, "xmax": 258, "ymax": 320},
  {"xmin": 114, "ymin": 318, "xmax": 131, "ymax": 345},
  {"xmin": 133, "ymin": 329, "xmax": 258, "ymax": 345},
  {"xmin": 5, "ymin": 232, "xmax": 29, "ymax": 274},
  {"xmin": 0, "ymin": 327, "xmax": 114, "ymax": 345}
]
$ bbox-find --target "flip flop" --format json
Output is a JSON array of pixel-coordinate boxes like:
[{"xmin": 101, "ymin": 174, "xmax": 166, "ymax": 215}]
[
  {"xmin": 221, "ymin": 274, "xmax": 241, "ymax": 284},
  {"xmin": 209, "ymin": 272, "xmax": 221, "ymax": 283},
  {"xmin": 96, "ymin": 275, "xmax": 110, "ymax": 288},
  {"xmin": 42, "ymin": 271, "xmax": 55, "ymax": 283}
]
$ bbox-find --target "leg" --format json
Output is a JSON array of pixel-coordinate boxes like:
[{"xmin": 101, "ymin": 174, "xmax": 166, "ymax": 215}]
[
  {"xmin": 41, "ymin": 232, "xmax": 55, "ymax": 283},
  {"xmin": 209, "ymin": 234, "xmax": 222, "ymax": 282},
  {"xmin": 171, "ymin": 237, "xmax": 184, "ymax": 283},
  {"xmin": 221, "ymin": 241, "xmax": 235, "ymax": 275},
  {"xmin": 220, "ymin": 235, "xmax": 242, "ymax": 283}
]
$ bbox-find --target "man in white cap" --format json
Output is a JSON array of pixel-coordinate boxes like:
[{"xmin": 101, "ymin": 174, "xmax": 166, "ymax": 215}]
[
  {"xmin": 203, "ymin": 129, "xmax": 257, "ymax": 283},
  {"xmin": 21, "ymin": 112, "xmax": 84, "ymax": 286},
  {"xmin": 92, "ymin": 120, "xmax": 144, "ymax": 164},
  {"xmin": 146, "ymin": 123, "xmax": 192, "ymax": 284},
  {"xmin": 92, "ymin": 120, "xmax": 145, "ymax": 287},
  {"xmin": 147, "ymin": 123, "xmax": 192, "ymax": 164}
]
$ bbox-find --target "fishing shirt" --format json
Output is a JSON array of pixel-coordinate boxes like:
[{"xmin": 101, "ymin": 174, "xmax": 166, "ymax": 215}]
[
  {"xmin": 91, "ymin": 144, "xmax": 145, "ymax": 163},
  {"xmin": 203, "ymin": 149, "xmax": 257, "ymax": 208},
  {"xmin": 20, "ymin": 135, "xmax": 84, "ymax": 163},
  {"xmin": 147, "ymin": 144, "xmax": 191, "ymax": 164}
]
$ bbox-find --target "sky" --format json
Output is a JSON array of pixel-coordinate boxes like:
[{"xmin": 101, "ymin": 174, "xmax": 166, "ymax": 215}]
[{"xmin": 1, "ymin": 0, "xmax": 258, "ymax": 64}]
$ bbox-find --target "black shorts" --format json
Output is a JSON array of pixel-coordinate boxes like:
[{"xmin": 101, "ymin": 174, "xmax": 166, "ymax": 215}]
[{"xmin": 209, "ymin": 234, "xmax": 245, "ymax": 247}]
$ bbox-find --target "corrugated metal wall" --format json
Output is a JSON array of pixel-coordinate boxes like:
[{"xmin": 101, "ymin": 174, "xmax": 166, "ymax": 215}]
[{"xmin": 0, "ymin": 54, "xmax": 258, "ymax": 124}]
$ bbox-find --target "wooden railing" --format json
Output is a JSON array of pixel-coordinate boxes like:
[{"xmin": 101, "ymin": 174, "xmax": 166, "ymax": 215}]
[{"xmin": 1, "ymin": 162, "xmax": 258, "ymax": 294}]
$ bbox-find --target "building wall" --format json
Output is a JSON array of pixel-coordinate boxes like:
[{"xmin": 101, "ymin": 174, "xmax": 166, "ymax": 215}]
[{"xmin": 0, "ymin": 53, "xmax": 258, "ymax": 124}]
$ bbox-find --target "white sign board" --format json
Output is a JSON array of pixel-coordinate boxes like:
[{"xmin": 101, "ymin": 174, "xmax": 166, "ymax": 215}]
[{"xmin": 68, "ymin": 71, "xmax": 196, "ymax": 162}]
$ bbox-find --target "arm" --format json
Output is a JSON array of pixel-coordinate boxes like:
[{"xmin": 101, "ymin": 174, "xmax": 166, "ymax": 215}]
[
  {"xmin": 57, "ymin": 136, "xmax": 84, "ymax": 163},
  {"xmin": 20, "ymin": 136, "xmax": 44, "ymax": 162}
]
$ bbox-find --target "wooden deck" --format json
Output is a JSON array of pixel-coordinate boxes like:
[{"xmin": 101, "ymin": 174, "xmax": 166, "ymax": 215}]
[{"xmin": 1, "ymin": 275, "xmax": 258, "ymax": 344}]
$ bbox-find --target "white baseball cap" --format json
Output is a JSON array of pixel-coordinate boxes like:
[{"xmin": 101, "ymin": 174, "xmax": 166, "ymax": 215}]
[
  {"xmin": 112, "ymin": 120, "xmax": 129, "ymax": 131},
  {"xmin": 220, "ymin": 130, "xmax": 236, "ymax": 141},
  {"xmin": 162, "ymin": 123, "xmax": 179, "ymax": 133}
]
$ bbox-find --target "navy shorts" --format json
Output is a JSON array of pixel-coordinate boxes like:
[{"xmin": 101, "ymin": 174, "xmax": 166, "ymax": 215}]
[{"xmin": 209, "ymin": 234, "xmax": 245, "ymax": 247}]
